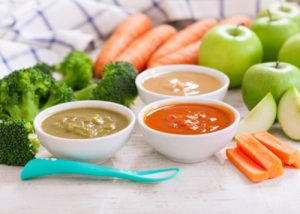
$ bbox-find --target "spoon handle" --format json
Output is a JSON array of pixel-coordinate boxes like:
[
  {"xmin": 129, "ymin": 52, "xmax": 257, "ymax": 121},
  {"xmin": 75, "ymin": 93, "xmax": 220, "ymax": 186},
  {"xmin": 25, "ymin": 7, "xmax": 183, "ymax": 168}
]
[{"xmin": 20, "ymin": 159, "xmax": 180, "ymax": 183}]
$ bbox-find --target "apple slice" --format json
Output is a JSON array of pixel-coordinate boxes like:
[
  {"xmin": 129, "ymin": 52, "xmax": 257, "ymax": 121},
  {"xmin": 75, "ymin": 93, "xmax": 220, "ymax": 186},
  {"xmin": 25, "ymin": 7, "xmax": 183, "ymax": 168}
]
[
  {"xmin": 278, "ymin": 87, "xmax": 300, "ymax": 140},
  {"xmin": 236, "ymin": 93, "xmax": 276, "ymax": 135}
]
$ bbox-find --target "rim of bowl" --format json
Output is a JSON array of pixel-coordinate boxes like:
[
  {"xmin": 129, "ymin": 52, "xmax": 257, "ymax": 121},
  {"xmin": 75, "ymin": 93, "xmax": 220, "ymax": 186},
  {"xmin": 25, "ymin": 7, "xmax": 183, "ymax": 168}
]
[
  {"xmin": 138, "ymin": 97, "xmax": 240, "ymax": 138},
  {"xmin": 34, "ymin": 100, "xmax": 136, "ymax": 143},
  {"xmin": 135, "ymin": 64, "xmax": 230, "ymax": 99}
]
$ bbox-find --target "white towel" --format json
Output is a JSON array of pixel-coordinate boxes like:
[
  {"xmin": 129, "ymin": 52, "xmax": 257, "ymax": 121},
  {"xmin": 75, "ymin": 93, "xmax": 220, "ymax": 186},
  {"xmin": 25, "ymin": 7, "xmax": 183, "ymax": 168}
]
[{"xmin": 0, "ymin": 0, "xmax": 277, "ymax": 79}]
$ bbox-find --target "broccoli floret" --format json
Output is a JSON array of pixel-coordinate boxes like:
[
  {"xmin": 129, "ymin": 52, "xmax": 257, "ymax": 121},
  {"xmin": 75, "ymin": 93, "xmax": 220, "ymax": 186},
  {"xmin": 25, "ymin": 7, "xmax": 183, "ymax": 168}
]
[
  {"xmin": 75, "ymin": 61, "xmax": 138, "ymax": 107},
  {"xmin": 0, "ymin": 68, "xmax": 75, "ymax": 121},
  {"xmin": 55, "ymin": 51, "xmax": 93, "ymax": 90},
  {"xmin": 41, "ymin": 81, "xmax": 75, "ymax": 110},
  {"xmin": 32, "ymin": 63, "xmax": 54, "ymax": 76},
  {"xmin": 0, "ymin": 119, "xmax": 39, "ymax": 166}
]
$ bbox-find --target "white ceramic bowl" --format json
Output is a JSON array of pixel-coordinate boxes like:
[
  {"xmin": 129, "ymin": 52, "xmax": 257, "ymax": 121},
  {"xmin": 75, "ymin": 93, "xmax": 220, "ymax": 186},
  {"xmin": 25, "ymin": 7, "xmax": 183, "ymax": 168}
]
[
  {"xmin": 136, "ymin": 64, "xmax": 229, "ymax": 104},
  {"xmin": 138, "ymin": 97, "xmax": 240, "ymax": 163},
  {"xmin": 34, "ymin": 101, "xmax": 135, "ymax": 163}
]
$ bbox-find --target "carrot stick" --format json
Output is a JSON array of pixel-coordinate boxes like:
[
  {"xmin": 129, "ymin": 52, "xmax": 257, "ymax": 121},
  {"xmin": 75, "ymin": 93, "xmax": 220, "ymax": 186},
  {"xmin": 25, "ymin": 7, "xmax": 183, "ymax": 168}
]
[
  {"xmin": 226, "ymin": 147, "xmax": 269, "ymax": 182},
  {"xmin": 252, "ymin": 131, "xmax": 298, "ymax": 165},
  {"xmin": 219, "ymin": 15, "xmax": 252, "ymax": 28},
  {"xmin": 94, "ymin": 13, "xmax": 152, "ymax": 77},
  {"xmin": 236, "ymin": 133, "xmax": 283, "ymax": 178},
  {"xmin": 292, "ymin": 151, "xmax": 300, "ymax": 168},
  {"xmin": 116, "ymin": 25, "xmax": 177, "ymax": 72},
  {"xmin": 148, "ymin": 41, "xmax": 201, "ymax": 68},
  {"xmin": 147, "ymin": 19, "xmax": 218, "ymax": 67}
]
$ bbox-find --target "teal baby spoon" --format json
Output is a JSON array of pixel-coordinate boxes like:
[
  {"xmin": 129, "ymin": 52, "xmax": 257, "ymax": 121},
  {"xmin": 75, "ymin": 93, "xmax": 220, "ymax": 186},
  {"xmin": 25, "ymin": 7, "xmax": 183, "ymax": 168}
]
[{"xmin": 21, "ymin": 158, "xmax": 180, "ymax": 183}]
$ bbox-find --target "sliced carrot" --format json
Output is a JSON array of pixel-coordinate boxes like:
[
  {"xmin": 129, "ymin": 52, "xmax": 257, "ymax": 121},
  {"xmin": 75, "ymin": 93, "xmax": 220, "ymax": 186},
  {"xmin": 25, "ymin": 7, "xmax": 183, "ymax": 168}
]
[
  {"xmin": 148, "ymin": 41, "xmax": 201, "ymax": 68},
  {"xmin": 236, "ymin": 133, "xmax": 283, "ymax": 178},
  {"xmin": 116, "ymin": 25, "xmax": 177, "ymax": 72},
  {"xmin": 292, "ymin": 151, "xmax": 300, "ymax": 168},
  {"xmin": 147, "ymin": 19, "xmax": 218, "ymax": 66},
  {"xmin": 219, "ymin": 15, "xmax": 252, "ymax": 28},
  {"xmin": 94, "ymin": 13, "xmax": 152, "ymax": 77},
  {"xmin": 252, "ymin": 131, "xmax": 298, "ymax": 165},
  {"xmin": 226, "ymin": 147, "xmax": 269, "ymax": 182}
]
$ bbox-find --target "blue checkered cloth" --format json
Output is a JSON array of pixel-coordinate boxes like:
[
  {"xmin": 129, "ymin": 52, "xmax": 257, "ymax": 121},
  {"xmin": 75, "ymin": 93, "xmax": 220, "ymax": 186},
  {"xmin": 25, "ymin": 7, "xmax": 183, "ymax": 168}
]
[{"xmin": 0, "ymin": 0, "xmax": 278, "ymax": 79}]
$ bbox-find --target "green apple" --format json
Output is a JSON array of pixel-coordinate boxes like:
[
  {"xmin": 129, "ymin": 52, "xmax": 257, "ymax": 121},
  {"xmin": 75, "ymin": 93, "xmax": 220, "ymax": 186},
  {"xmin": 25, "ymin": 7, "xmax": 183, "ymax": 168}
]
[
  {"xmin": 278, "ymin": 33, "xmax": 300, "ymax": 68},
  {"xmin": 236, "ymin": 93, "xmax": 276, "ymax": 135},
  {"xmin": 200, "ymin": 25, "xmax": 263, "ymax": 88},
  {"xmin": 258, "ymin": 2, "xmax": 300, "ymax": 28},
  {"xmin": 278, "ymin": 87, "xmax": 300, "ymax": 141},
  {"xmin": 242, "ymin": 62, "xmax": 300, "ymax": 110},
  {"xmin": 251, "ymin": 16, "xmax": 299, "ymax": 62}
]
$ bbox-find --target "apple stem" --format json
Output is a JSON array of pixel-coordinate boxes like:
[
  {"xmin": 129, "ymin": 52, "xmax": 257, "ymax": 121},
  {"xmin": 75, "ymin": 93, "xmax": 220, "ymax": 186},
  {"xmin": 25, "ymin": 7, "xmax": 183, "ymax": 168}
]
[
  {"xmin": 233, "ymin": 24, "xmax": 244, "ymax": 36},
  {"xmin": 275, "ymin": 61, "xmax": 280, "ymax": 69},
  {"xmin": 267, "ymin": 10, "xmax": 273, "ymax": 22}
]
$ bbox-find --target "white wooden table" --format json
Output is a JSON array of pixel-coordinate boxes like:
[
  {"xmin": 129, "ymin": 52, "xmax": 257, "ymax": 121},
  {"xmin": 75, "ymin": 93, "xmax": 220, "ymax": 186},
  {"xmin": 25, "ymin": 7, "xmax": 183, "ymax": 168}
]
[{"xmin": 1, "ymin": 90, "xmax": 300, "ymax": 214}]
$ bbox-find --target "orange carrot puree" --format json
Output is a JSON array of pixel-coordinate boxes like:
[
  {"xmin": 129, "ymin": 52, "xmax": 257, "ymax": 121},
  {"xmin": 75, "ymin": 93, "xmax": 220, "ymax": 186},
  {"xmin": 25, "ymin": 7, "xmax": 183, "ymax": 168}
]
[{"xmin": 144, "ymin": 103, "xmax": 235, "ymax": 135}]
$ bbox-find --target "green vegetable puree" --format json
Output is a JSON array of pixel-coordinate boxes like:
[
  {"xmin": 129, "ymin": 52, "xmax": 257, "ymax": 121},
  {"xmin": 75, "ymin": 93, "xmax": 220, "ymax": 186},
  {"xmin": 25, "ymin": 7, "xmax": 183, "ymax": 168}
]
[{"xmin": 42, "ymin": 107, "xmax": 129, "ymax": 139}]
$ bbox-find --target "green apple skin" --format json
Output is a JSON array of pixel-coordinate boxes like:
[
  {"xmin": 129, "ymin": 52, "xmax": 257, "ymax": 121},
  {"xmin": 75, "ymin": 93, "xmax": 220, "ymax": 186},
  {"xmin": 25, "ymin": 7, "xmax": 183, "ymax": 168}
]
[
  {"xmin": 251, "ymin": 17, "xmax": 299, "ymax": 62},
  {"xmin": 200, "ymin": 25, "xmax": 263, "ymax": 88},
  {"xmin": 258, "ymin": 2, "xmax": 300, "ymax": 28},
  {"xmin": 278, "ymin": 34, "xmax": 300, "ymax": 69},
  {"xmin": 236, "ymin": 92, "xmax": 276, "ymax": 135},
  {"xmin": 278, "ymin": 87, "xmax": 300, "ymax": 141},
  {"xmin": 242, "ymin": 62, "xmax": 300, "ymax": 110}
]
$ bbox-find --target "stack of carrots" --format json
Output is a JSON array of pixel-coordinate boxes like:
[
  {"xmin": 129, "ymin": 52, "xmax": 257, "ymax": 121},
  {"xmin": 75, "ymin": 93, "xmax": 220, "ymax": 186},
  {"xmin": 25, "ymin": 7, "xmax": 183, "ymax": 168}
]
[
  {"xmin": 227, "ymin": 131, "xmax": 300, "ymax": 183},
  {"xmin": 94, "ymin": 13, "xmax": 252, "ymax": 77}
]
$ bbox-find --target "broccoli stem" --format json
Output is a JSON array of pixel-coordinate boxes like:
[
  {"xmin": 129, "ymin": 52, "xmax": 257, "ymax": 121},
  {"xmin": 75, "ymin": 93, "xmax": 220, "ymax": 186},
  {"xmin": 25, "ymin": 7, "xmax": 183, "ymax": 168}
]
[
  {"xmin": 59, "ymin": 72, "xmax": 76, "ymax": 89},
  {"xmin": 21, "ymin": 91, "xmax": 40, "ymax": 121},
  {"xmin": 41, "ymin": 97, "xmax": 59, "ymax": 111},
  {"xmin": 6, "ymin": 105, "xmax": 23, "ymax": 120},
  {"xmin": 124, "ymin": 96, "xmax": 136, "ymax": 107},
  {"xmin": 75, "ymin": 83, "xmax": 97, "ymax": 100},
  {"xmin": 28, "ymin": 133, "xmax": 40, "ymax": 154}
]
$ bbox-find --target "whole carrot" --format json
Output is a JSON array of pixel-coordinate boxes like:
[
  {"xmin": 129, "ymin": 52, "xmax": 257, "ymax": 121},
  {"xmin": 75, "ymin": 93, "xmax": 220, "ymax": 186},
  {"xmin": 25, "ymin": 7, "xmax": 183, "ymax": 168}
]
[
  {"xmin": 148, "ymin": 16, "xmax": 253, "ymax": 68},
  {"xmin": 94, "ymin": 13, "xmax": 152, "ymax": 77},
  {"xmin": 147, "ymin": 19, "xmax": 218, "ymax": 67},
  {"xmin": 148, "ymin": 41, "xmax": 201, "ymax": 68},
  {"xmin": 116, "ymin": 25, "xmax": 177, "ymax": 72},
  {"xmin": 219, "ymin": 15, "xmax": 252, "ymax": 27}
]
